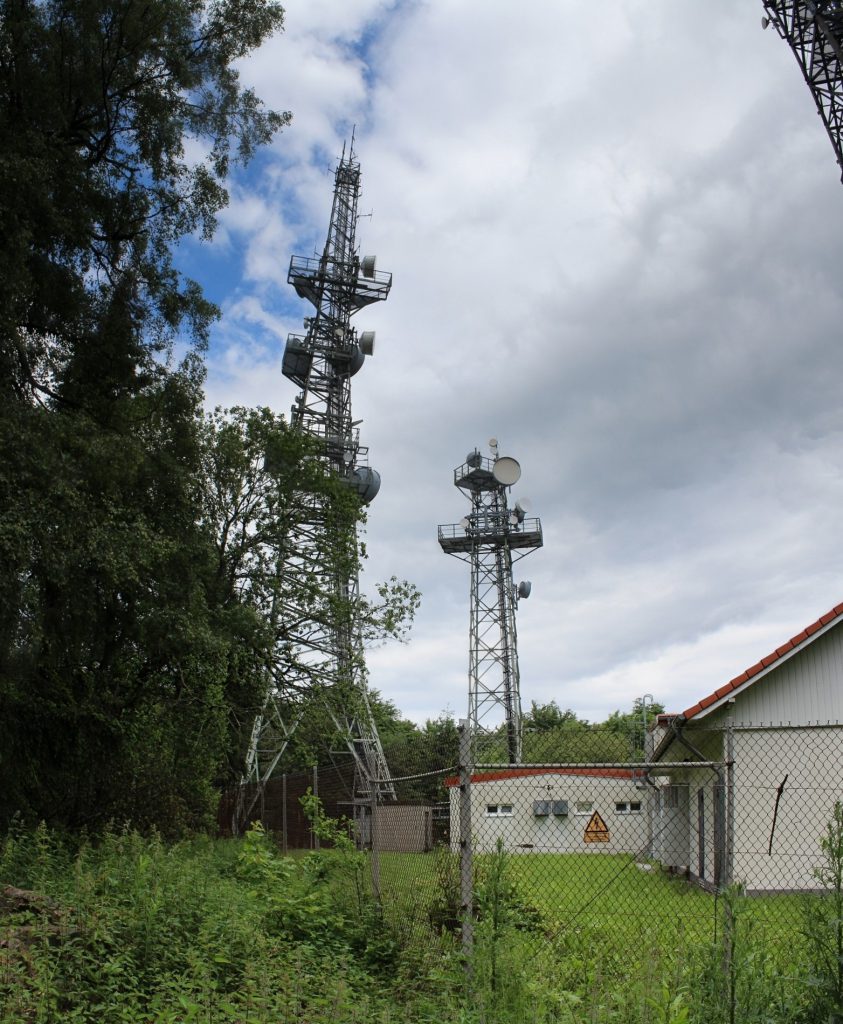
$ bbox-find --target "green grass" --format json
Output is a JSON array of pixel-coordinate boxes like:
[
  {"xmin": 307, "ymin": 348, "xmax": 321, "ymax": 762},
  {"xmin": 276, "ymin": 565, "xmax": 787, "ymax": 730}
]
[
  {"xmin": 377, "ymin": 847, "xmax": 815, "ymax": 1022},
  {"xmin": 379, "ymin": 848, "xmax": 801, "ymax": 942}
]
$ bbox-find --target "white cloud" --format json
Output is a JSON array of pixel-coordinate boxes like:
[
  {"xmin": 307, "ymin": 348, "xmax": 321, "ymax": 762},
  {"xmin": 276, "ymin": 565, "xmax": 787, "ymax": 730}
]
[{"xmin": 201, "ymin": 0, "xmax": 843, "ymax": 727}]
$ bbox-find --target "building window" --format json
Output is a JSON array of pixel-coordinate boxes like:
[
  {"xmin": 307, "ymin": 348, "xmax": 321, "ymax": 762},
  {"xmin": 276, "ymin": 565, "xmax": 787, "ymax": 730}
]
[
  {"xmin": 573, "ymin": 800, "xmax": 593, "ymax": 816},
  {"xmin": 485, "ymin": 804, "xmax": 513, "ymax": 817},
  {"xmin": 615, "ymin": 801, "xmax": 642, "ymax": 814}
]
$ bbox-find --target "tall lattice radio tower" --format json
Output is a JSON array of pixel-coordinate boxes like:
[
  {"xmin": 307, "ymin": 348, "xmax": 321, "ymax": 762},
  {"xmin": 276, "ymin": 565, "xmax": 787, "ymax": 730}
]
[
  {"xmin": 438, "ymin": 441, "xmax": 543, "ymax": 763},
  {"xmin": 235, "ymin": 142, "xmax": 394, "ymax": 831}
]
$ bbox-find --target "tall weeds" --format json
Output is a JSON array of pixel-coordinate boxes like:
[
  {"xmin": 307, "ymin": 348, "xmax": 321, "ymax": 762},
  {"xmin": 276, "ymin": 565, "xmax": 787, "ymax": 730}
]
[
  {"xmin": 802, "ymin": 800, "xmax": 843, "ymax": 1023},
  {"xmin": 0, "ymin": 820, "xmax": 830, "ymax": 1024}
]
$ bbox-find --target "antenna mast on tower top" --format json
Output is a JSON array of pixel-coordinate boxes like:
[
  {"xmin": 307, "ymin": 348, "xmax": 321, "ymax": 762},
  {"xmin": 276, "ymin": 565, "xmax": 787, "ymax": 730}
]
[
  {"xmin": 235, "ymin": 146, "xmax": 395, "ymax": 831},
  {"xmin": 438, "ymin": 441, "xmax": 543, "ymax": 763}
]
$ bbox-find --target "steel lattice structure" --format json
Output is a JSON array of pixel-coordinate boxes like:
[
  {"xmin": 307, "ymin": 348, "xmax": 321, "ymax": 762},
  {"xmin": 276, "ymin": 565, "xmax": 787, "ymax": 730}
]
[
  {"xmin": 439, "ymin": 445, "xmax": 543, "ymax": 763},
  {"xmin": 235, "ymin": 144, "xmax": 394, "ymax": 831},
  {"xmin": 762, "ymin": 0, "xmax": 843, "ymax": 179}
]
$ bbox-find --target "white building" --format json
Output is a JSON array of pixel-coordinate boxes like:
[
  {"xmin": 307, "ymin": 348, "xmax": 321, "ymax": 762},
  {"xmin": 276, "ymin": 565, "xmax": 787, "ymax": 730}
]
[
  {"xmin": 650, "ymin": 601, "xmax": 843, "ymax": 893},
  {"xmin": 448, "ymin": 767, "xmax": 651, "ymax": 855}
]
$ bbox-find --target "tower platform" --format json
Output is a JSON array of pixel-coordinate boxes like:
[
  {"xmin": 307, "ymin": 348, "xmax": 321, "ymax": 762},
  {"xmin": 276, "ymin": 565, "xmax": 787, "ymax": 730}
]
[{"xmin": 438, "ymin": 517, "xmax": 543, "ymax": 554}]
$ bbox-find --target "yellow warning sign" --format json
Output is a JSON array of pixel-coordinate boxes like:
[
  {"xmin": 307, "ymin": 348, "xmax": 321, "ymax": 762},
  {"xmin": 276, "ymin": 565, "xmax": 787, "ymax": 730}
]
[{"xmin": 584, "ymin": 811, "xmax": 610, "ymax": 843}]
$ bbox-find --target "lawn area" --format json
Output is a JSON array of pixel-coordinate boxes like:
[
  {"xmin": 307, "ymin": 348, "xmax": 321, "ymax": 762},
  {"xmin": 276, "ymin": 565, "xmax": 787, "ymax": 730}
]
[
  {"xmin": 377, "ymin": 847, "xmax": 802, "ymax": 946},
  {"xmin": 376, "ymin": 847, "xmax": 816, "ymax": 1022}
]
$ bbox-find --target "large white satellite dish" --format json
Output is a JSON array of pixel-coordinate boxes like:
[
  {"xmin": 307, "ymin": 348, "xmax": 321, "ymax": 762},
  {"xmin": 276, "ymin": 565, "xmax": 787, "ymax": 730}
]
[{"xmin": 492, "ymin": 456, "xmax": 521, "ymax": 486}]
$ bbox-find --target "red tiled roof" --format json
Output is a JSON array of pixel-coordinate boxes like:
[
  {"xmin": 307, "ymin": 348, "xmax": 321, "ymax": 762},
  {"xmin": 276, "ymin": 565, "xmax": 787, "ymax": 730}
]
[
  {"xmin": 680, "ymin": 601, "xmax": 843, "ymax": 721},
  {"xmin": 444, "ymin": 766, "xmax": 640, "ymax": 787}
]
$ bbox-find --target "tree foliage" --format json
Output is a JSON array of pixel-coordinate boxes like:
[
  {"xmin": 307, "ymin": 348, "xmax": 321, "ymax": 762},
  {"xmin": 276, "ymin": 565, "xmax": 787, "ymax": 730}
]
[
  {"xmin": 0, "ymin": 366, "xmax": 228, "ymax": 831},
  {"xmin": 0, "ymin": 0, "xmax": 289, "ymax": 406},
  {"xmin": 0, "ymin": 3, "xmax": 424, "ymax": 836},
  {"xmin": 477, "ymin": 699, "xmax": 668, "ymax": 765},
  {"xmin": 523, "ymin": 701, "xmax": 587, "ymax": 733},
  {"xmin": 199, "ymin": 407, "xmax": 421, "ymax": 781},
  {"xmin": 0, "ymin": 0, "xmax": 292, "ymax": 835}
]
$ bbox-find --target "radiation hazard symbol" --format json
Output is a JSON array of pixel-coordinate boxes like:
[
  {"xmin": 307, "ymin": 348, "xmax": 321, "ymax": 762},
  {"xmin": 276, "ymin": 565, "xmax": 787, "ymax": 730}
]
[{"xmin": 584, "ymin": 811, "xmax": 610, "ymax": 843}]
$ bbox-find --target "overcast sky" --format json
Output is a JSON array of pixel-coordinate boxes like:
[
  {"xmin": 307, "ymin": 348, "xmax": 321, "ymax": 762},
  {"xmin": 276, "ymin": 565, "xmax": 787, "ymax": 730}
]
[{"xmin": 185, "ymin": 0, "xmax": 843, "ymax": 726}]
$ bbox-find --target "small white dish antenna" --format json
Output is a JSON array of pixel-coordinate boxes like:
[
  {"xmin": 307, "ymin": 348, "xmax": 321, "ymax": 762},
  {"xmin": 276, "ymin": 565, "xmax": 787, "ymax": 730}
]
[
  {"xmin": 517, "ymin": 581, "xmax": 532, "ymax": 599},
  {"xmin": 492, "ymin": 456, "xmax": 521, "ymax": 486},
  {"xmin": 488, "ymin": 437, "xmax": 499, "ymax": 455},
  {"xmin": 460, "ymin": 517, "xmax": 470, "ymax": 529},
  {"xmin": 361, "ymin": 255, "xmax": 377, "ymax": 278},
  {"xmin": 515, "ymin": 497, "xmax": 531, "ymax": 514}
]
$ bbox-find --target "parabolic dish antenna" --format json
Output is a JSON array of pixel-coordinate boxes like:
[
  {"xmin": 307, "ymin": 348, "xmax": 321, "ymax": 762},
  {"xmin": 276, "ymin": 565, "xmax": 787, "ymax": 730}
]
[{"xmin": 492, "ymin": 456, "xmax": 521, "ymax": 486}]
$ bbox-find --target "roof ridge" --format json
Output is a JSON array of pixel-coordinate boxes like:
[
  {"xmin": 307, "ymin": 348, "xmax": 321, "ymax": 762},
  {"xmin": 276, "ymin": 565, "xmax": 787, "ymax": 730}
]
[{"xmin": 679, "ymin": 601, "xmax": 843, "ymax": 721}]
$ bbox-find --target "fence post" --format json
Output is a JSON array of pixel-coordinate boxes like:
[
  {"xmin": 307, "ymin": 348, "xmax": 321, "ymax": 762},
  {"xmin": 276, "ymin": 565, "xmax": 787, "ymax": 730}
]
[
  {"xmin": 370, "ymin": 777, "xmax": 382, "ymax": 909},
  {"xmin": 312, "ymin": 763, "xmax": 320, "ymax": 851},
  {"xmin": 458, "ymin": 719, "xmax": 474, "ymax": 968},
  {"xmin": 720, "ymin": 707, "xmax": 737, "ymax": 1009},
  {"xmin": 282, "ymin": 772, "xmax": 288, "ymax": 855},
  {"xmin": 724, "ymin": 706, "xmax": 735, "ymax": 889}
]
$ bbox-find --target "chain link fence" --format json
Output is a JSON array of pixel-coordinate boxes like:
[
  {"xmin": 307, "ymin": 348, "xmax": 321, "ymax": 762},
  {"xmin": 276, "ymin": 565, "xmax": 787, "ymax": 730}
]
[
  {"xmin": 224, "ymin": 720, "xmax": 843, "ymax": 1015},
  {"xmin": 379, "ymin": 719, "xmax": 843, "ymax": 1014}
]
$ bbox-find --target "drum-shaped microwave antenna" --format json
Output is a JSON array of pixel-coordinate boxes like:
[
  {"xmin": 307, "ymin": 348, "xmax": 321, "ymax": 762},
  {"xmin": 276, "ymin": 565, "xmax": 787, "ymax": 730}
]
[
  {"xmin": 517, "ymin": 581, "xmax": 532, "ymax": 599},
  {"xmin": 349, "ymin": 344, "xmax": 365, "ymax": 376},
  {"xmin": 351, "ymin": 466, "xmax": 381, "ymax": 504}
]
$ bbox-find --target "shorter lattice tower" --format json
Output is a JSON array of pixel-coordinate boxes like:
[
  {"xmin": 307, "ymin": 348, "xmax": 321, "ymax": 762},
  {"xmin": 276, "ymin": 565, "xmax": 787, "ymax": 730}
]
[{"xmin": 438, "ymin": 440, "xmax": 543, "ymax": 763}]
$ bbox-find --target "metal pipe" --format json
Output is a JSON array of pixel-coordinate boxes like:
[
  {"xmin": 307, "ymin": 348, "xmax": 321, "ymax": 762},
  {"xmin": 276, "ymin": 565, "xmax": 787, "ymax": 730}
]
[
  {"xmin": 669, "ymin": 715, "xmax": 731, "ymax": 893},
  {"xmin": 370, "ymin": 783, "xmax": 381, "ymax": 908},
  {"xmin": 458, "ymin": 720, "xmax": 474, "ymax": 970}
]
